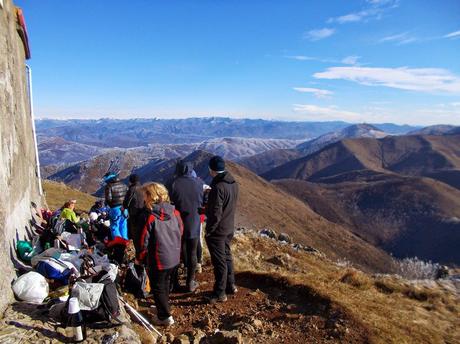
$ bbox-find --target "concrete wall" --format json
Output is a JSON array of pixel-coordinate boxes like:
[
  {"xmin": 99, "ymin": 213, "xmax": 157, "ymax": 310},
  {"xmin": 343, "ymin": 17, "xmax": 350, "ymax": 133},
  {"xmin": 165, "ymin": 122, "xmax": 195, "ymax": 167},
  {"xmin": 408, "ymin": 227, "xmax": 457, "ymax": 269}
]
[{"xmin": 0, "ymin": 0, "xmax": 42, "ymax": 313}]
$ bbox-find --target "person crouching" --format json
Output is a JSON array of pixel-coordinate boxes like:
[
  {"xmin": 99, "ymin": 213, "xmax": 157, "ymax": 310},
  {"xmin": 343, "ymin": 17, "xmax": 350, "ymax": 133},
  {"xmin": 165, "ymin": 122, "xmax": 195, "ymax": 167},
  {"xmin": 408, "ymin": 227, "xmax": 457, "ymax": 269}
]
[{"xmin": 137, "ymin": 183, "xmax": 183, "ymax": 326}]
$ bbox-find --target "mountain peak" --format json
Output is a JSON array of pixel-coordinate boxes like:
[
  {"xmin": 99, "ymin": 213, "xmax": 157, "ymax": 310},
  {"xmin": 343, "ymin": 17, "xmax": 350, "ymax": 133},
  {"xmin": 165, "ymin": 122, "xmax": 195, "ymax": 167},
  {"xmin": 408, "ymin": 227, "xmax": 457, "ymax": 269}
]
[{"xmin": 341, "ymin": 123, "xmax": 385, "ymax": 136}]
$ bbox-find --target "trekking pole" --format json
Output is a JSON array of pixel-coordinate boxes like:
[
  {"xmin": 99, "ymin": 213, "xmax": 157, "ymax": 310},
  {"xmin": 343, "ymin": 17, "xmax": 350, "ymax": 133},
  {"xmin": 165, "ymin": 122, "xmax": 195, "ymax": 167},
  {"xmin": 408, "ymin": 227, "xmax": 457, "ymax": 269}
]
[
  {"xmin": 119, "ymin": 297, "xmax": 154, "ymax": 335},
  {"xmin": 119, "ymin": 297, "xmax": 162, "ymax": 337}
]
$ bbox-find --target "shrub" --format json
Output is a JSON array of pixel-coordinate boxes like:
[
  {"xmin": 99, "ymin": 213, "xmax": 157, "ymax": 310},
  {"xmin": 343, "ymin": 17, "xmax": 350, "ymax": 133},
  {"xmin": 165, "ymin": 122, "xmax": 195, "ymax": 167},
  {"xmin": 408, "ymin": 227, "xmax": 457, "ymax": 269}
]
[
  {"xmin": 340, "ymin": 269, "xmax": 372, "ymax": 290},
  {"xmin": 396, "ymin": 257, "xmax": 440, "ymax": 280}
]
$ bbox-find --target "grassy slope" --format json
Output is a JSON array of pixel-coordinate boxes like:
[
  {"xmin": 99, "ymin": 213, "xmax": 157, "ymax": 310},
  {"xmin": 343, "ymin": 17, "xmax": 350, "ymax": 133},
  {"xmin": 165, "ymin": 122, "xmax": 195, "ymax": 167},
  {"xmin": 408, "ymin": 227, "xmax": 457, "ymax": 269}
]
[
  {"xmin": 228, "ymin": 162, "xmax": 396, "ymax": 273},
  {"xmin": 41, "ymin": 179, "xmax": 459, "ymax": 343},
  {"xmin": 233, "ymin": 232, "xmax": 460, "ymax": 344},
  {"xmin": 42, "ymin": 179, "xmax": 96, "ymax": 212}
]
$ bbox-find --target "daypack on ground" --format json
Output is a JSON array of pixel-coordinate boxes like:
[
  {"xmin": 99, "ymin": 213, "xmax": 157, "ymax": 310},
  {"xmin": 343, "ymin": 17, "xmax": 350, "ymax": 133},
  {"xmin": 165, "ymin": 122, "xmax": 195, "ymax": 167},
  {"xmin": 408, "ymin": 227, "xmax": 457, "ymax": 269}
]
[
  {"xmin": 123, "ymin": 262, "xmax": 149, "ymax": 298},
  {"xmin": 50, "ymin": 270, "xmax": 121, "ymax": 327},
  {"xmin": 35, "ymin": 257, "xmax": 75, "ymax": 285}
]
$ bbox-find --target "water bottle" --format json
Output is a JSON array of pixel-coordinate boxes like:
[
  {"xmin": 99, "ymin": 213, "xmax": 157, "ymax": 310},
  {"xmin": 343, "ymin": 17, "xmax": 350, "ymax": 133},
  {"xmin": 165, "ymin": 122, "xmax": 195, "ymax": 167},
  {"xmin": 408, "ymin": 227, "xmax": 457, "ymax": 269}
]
[{"xmin": 67, "ymin": 297, "xmax": 86, "ymax": 342}]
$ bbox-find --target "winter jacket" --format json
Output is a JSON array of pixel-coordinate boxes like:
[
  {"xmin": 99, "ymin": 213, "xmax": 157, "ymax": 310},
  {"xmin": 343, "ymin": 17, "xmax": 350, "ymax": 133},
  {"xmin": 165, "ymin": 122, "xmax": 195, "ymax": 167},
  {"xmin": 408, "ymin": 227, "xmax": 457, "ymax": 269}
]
[
  {"xmin": 206, "ymin": 171, "xmax": 239, "ymax": 237},
  {"xmin": 105, "ymin": 178, "xmax": 128, "ymax": 207},
  {"xmin": 170, "ymin": 162, "xmax": 204, "ymax": 239},
  {"xmin": 123, "ymin": 182, "xmax": 145, "ymax": 218},
  {"xmin": 138, "ymin": 202, "xmax": 183, "ymax": 271},
  {"xmin": 60, "ymin": 208, "xmax": 79, "ymax": 223}
]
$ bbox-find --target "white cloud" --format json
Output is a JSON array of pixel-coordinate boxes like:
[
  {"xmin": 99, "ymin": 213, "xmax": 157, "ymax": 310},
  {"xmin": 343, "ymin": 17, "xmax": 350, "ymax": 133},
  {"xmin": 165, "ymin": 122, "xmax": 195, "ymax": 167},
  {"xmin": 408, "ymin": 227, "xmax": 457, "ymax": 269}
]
[
  {"xmin": 366, "ymin": 0, "xmax": 394, "ymax": 4},
  {"xmin": 285, "ymin": 55, "xmax": 316, "ymax": 61},
  {"xmin": 286, "ymin": 55, "xmax": 361, "ymax": 65},
  {"xmin": 304, "ymin": 28, "xmax": 335, "ymax": 41},
  {"xmin": 328, "ymin": 0, "xmax": 398, "ymax": 24},
  {"xmin": 293, "ymin": 104, "xmax": 362, "ymax": 121},
  {"xmin": 341, "ymin": 55, "xmax": 361, "ymax": 65},
  {"xmin": 293, "ymin": 87, "xmax": 333, "ymax": 98},
  {"xmin": 313, "ymin": 66, "xmax": 460, "ymax": 94},
  {"xmin": 415, "ymin": 104, "xmax": 460, "ymax": 124},
  {"xmin": 380, "ymin": 32, "xmax": 417, "ymax": 45},
  {"xmin": 444, "ymin": 30, "xmax": 460, "ymax": 39}
]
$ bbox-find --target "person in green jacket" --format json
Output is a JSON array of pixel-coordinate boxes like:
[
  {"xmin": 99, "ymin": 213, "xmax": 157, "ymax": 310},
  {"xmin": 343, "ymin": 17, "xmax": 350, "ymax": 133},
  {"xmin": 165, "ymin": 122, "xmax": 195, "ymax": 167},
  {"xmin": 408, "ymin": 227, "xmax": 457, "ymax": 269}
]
[{"xmin": 60, "ymin": 200, "xmax": 80, "ymax": 223}]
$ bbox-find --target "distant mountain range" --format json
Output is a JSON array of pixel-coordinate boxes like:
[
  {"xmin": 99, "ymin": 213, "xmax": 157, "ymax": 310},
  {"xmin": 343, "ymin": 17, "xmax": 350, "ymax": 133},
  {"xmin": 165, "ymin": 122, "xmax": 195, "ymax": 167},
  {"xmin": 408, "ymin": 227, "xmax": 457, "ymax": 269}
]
[
  {"xmin": 39, "ymin": 118, "xmax": 460, "ymax": 266},
  {"xmin": 239, "ymin": 124, "xmax": 389, "ymax": 174},
  {"xmin": 36, "ymin": 117, "xmax": 416, "ymax": 147},
  {"xmin": 408, "ymin": 124, "xmax": 459, "ymax": 136},
  {"xmin": 263, "ymin": 134, "xmax": 460, "ymax": 189},
  {"xmin": 263, "ymin": 133, "xmax": 460, "ymax": 265}
]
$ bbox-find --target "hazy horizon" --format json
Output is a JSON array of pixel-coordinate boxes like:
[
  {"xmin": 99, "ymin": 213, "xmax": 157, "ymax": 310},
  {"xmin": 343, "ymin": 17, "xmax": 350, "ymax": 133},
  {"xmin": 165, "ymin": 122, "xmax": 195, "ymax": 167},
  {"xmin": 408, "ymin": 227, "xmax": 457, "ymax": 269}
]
[
  {"xmin": 18, "ymin": 0, "xmax": 460, "ymax": 125},
  {"xmin": 35, "ymin": 115, "xmax": 429, "ymax": 127}
]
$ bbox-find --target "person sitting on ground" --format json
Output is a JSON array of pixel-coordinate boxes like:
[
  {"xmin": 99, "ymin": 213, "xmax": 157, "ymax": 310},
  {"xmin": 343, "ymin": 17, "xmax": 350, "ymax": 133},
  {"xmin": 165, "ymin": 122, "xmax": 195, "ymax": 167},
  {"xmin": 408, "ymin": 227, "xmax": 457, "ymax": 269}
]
[
  {"xmin": 123, "ymin": 174, "xmax": 145, "ymax": 253},
  {"xmin": 89, "ymin": 199, "xmax": 105, "ymax": 215},
  {"xmin": 104, "ymin": 173, "xmax": 128, "ymax": 240},
  {"xmin": 169, "ymin": 160, "xmax": 204, "ymax": 292},
  {"xmin": 138, "ymin": 182, "xmax": 183, "ymax": 327},
  {"xmin": 205, "ymin": 156, "xmax": 239, "ymax": 304},
  {"xmin": 60, "ymin": 200, "xmax": 80, "ymax": 223}
]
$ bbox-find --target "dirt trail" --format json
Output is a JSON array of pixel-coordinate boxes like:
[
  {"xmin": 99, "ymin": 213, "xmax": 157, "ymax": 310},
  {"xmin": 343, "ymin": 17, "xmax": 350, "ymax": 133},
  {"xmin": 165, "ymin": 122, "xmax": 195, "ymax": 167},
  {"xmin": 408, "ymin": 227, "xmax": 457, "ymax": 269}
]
[{"xmin": 134, "ymin": 266, "xmax": 372, "ymax": 343}]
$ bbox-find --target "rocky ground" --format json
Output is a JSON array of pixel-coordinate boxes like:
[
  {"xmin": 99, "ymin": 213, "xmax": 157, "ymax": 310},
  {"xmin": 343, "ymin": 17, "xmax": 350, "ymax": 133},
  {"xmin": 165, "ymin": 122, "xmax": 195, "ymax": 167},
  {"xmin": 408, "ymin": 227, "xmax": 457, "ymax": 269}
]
[
  {"xmin": 1, "ymin": 229, "xmax": 459, "ymax": 343},
  {"xmin": 131, "ymin": 267, "xmax": 370, "ymax": 344},
  {"xmin": 0, "ymin": 300, "xmax": 140, "ymax": 344}
]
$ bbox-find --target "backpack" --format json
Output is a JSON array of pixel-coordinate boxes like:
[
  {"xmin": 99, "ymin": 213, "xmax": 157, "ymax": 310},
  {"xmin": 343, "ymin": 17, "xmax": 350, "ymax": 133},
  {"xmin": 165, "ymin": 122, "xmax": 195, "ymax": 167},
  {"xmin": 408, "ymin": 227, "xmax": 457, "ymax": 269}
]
[
  {"xmin": 123, "ymin": 262, "xmax": 149, "ymax": 298},
  {"xmin": 88, "ymin": 270, "xmax": 121, "ymax": 323}
]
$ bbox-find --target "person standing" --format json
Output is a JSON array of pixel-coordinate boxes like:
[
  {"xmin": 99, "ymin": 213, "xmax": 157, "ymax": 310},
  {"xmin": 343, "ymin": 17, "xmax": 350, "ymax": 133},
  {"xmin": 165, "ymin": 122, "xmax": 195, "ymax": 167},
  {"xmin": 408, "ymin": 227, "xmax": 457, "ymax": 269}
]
[
  {"xmin": 205, "ymin": 156, "xmax": 239, "ymax": 304},
  {"xmin": 170, "ymin": 161, "xmax": 204, "ymax": 292},
  {"xmin": 123, "ymin": 174, "xmax": 145, "ymax": 252},
  {"xmin": 104, "ymin": 173, "xmax": 128, "ymax": 240},
  {"xmin": 138, "ymin": 183, "xmax": 183, "ymax": 326}
]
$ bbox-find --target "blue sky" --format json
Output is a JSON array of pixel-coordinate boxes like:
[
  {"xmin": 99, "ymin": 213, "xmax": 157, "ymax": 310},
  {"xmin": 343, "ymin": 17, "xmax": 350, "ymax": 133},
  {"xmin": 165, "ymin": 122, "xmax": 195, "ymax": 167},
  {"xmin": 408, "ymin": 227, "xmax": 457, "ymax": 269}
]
[{"xmin": 17, "ymin": 0, "xmax": 460, "ymax": 125}]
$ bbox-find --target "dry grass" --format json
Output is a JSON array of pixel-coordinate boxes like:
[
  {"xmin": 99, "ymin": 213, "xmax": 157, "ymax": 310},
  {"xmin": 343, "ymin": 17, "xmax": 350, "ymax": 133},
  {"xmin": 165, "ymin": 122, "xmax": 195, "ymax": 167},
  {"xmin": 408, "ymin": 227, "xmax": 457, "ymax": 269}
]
[
  {"xmin": 40, "ymin": 182, "xmax": 459, "ymax": 344},
  {"xmin": 340, "ymin": 269, "xmax": 373, "ymax": 290},
  {"xmin": 231, "ymin": 232, "xmax": 460, "ymax": 344},
  {"xmin": 42, "ymin": 179, "xmax": 96, "ymax": 212}
]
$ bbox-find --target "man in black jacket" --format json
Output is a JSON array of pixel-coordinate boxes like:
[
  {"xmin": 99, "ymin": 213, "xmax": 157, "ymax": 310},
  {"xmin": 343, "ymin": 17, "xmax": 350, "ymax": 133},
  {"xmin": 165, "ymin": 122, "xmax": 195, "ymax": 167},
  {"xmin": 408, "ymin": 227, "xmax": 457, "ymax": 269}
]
[
  {"xmin": 104, "ymin": 173, "xmax": 129, "ymax": 240},
  {"xmin": 170, "ymin": 161, "xmax": 204, "ymax": 292},
  {"xmin": 205, "ymin": 156, "xmax": 239, "ymax": 303},
  {"xmin": 123, "ymin": 174, "xmax": 145, "ymax": 253}
]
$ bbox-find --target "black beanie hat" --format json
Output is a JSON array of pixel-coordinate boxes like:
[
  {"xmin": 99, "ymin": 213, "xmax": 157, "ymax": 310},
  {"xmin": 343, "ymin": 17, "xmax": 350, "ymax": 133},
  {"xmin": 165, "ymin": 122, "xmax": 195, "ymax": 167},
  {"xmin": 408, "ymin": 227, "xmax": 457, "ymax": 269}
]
[
  {"xmin": 129, "ymin": 174, "xmax": 140, "ymax": 184},
  {"xmin": 209, "ymin": 155, "xmax": 225, "ymax": 172}
]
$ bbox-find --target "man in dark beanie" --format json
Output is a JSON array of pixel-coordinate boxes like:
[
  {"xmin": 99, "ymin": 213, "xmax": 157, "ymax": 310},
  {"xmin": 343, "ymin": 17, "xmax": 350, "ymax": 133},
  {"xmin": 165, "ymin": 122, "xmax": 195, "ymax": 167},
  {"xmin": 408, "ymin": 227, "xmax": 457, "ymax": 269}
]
[
  {"xmin": 123, "ymin": 174, "xmax": 145, "ymax": 253},
  {"xmin": 205, "ymin": 155, "xmax": 239, "ymax": 303}
]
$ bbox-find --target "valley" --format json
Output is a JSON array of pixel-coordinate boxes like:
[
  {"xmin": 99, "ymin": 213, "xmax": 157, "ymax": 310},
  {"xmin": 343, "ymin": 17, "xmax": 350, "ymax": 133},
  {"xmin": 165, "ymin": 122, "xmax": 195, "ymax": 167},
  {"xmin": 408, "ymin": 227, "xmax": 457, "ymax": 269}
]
[{"xmin": 38, "ymin": 119, "xmax": 460, "ymax": 269}]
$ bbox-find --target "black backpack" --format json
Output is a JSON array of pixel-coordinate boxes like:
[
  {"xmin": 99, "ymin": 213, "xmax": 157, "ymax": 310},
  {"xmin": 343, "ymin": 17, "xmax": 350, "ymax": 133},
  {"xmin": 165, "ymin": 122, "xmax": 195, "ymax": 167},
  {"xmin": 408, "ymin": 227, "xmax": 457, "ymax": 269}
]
[
  {"xmin": 123, "ymin": 262, "xmax": 149, "ymax": 299},
  {"xmin": 89, "ymin": 270, "xmax": 121, "ymax": 323}
]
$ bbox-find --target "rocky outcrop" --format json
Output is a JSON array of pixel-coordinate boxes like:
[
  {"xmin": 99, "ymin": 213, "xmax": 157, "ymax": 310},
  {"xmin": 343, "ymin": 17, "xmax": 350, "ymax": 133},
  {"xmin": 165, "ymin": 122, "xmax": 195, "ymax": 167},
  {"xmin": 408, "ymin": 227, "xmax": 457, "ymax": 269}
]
[{"xmin": 0, "ymin": 0, "xmax": 42, "ymax": 313}]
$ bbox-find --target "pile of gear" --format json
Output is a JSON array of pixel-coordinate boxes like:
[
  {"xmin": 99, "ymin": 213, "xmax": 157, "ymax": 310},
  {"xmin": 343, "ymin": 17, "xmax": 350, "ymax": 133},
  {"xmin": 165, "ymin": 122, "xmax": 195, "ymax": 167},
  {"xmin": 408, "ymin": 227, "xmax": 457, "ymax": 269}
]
[{"xmin": 11, "ymin": 174, "xmax": 151, "ymax": 342}]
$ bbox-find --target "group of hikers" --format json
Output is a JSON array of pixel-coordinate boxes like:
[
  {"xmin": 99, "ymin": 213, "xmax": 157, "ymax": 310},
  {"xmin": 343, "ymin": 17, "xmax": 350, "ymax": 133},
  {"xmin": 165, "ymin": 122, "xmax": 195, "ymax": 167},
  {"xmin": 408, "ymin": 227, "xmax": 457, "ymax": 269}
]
[{"xmin": 58, "ymin": 155, "xmax": 239, "ymax": 327}]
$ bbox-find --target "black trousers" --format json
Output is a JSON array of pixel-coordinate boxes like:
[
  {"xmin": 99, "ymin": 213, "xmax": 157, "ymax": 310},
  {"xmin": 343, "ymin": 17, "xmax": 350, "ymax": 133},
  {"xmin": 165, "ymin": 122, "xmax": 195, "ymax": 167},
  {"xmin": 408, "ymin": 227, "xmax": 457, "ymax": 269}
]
[
  {"xmin": 206, "ymin": 233, "xmax": 235, "ymax": 297},
  {"xmin": 182, "ymin": 238, "xmax": 199, "ymax": 285},
  {"xmin": 127, "ymin": 218, "xmax": 141, "ymax": 254},
  {"xmin": 148, "ymin": 266, "xmax": 176, "ymax": 320},
  {"xmin": 197, "ymin": 228, "xmax": 203, "ymax": 264}
]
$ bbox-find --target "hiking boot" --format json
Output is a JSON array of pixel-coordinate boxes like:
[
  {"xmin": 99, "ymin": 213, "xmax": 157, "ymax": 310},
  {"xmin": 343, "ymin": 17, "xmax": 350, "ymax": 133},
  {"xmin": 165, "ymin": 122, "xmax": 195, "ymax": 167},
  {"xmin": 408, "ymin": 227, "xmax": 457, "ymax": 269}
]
[
  {"xmin": 226, "ymin": 285, "xmax": 238, "ymax": 295},
  {"xmin": 152, "ymin": 315, "xmax": 175, "ymax": 327},
  {"xmin": 196, "ymin": 263, "xmax": 202, "ymax": 273},
  {"xmin": 206, "ymin": 294, "xmax": 227, "ymax": 304},
  {"xmin": 186, "ymin": 280, "xmax": 199, "ymax": 293}
]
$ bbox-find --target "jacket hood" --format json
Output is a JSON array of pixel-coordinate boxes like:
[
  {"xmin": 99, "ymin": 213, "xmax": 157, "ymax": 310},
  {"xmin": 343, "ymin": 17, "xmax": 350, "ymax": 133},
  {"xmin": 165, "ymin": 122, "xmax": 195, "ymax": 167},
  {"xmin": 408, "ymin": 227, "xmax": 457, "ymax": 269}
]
[
  {"xmin": 213, "ymin": 171, "xmax": 236, "ymax": 184},
  {"xmin": 149, "ymin": 202, "xmax": 175, "ymax": 221},
  {"xmin": 175, "ymin": 160, "xmax": 194, "ymax": 177}
]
